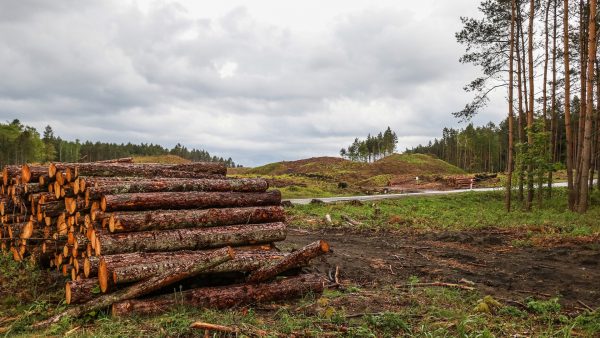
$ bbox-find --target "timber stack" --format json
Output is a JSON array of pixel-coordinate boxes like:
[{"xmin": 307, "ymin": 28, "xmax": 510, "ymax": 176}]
[{"xmin": 1, "ymin": 158, "xmax": 328, "ymax": 321}]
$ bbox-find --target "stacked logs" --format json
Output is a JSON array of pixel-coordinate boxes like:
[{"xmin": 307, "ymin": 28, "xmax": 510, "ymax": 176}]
[{"xmin": 1, "ymin": 159, "xmax": 329, "ymax": 322}]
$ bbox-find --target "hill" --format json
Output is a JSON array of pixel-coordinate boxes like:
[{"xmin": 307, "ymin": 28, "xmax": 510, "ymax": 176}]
[
  {"xmin": 229, "ymin": 154, "xmax": 465, "ymax": 198},
  {"xmin": 235, "ymin": 154, "xmax": 464, "ymax": 181}
]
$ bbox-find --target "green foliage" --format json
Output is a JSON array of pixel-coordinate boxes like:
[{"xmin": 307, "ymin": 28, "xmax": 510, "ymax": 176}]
[
  {"xmin": 0, "ymin": 120, "xmax": 237, "ymax": 167},
  {"xmin": 408, "ymin": 121, "xmax": 508, "ymax": 173},
  {"xmin": 341, "ymin": 126, "xmax": 398, "ymax": 162},
  {"xmin": 526, "ymin": 297, "xmax": 561, "ymax": 315}
]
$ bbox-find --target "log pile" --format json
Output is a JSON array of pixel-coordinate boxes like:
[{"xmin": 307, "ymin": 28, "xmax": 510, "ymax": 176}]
[{"xmin": 1, "ymin": 159, "xmax": 329, "ymax": 324}]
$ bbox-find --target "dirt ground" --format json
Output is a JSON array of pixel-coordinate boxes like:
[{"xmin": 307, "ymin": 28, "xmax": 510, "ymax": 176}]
[{"xmin": 283, "ymin": 227, "xmax": 600, "ymax": 310}]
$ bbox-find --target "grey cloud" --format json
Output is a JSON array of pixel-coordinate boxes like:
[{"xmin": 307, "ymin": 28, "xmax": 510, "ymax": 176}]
[{"xmin": 0, "ymin": 1, "xmax": 505, "ymax": 166}]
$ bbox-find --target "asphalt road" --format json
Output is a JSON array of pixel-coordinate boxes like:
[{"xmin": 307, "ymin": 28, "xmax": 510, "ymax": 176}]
[{"xmin": 283, "ymin": 181, "xmax": 572, "ymax": 205}]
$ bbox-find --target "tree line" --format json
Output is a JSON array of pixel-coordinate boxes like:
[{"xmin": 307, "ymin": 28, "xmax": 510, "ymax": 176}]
[
  {"xmin": 453, "ymin": 0, "xmax": 600, "ymax": 213},
  {"xmin": 0, "ymin": 119, "xmax": 237, "ymax": 167},
  {"xmin": 339, "ymin": 127, "xmax": 398, "ymax": 162}
]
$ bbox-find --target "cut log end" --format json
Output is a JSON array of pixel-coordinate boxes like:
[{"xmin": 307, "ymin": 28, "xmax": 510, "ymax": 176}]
[
  {"xmin": 65, "ymin": 283, "xmax": 72, "ymax": 304},
  {"xmin": 98, "ymin": 258, "xmax": 109, "ymax": 293}
]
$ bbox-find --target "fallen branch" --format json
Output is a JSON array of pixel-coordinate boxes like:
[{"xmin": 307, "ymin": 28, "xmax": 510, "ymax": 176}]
[
  {"xmin": 578, "ymin": 300, "xmax": 594, "ymax": 312},
  {"xmin": 341, "ymin": 215, "xmax": 362, "ymax": 226},
  {"xmin": 397, "ymin": 282, "xmax": 475, "ymax": 291}
]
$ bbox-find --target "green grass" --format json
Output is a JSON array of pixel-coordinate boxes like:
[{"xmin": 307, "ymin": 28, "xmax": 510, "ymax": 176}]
[
  {"xmin": 287, "ymin": 188, "xmax": 600, "ymax": 238},
  {"xmin": 1, "ymin": 267, "xmax": 597, "ymax": 337}
]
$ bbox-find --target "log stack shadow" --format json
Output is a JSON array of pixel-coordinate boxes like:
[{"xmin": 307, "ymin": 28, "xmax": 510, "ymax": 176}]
[{"xmin": 1, "ymin": 158, "xmax": 328, "ymax": 319}]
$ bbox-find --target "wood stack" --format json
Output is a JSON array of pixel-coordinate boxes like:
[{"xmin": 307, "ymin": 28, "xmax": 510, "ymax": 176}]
[{"xmin": 1, "ymin": 159, "xmax": 328, "ymax": 322}]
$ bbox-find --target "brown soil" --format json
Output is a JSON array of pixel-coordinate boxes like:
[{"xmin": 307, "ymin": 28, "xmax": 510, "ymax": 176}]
[{"xmin": 283, "ymin": 227, "xmax": 600, "ymax": 309}]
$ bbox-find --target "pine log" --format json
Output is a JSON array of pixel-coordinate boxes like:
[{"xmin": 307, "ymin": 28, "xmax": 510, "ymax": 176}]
[
  {"xmin": 101, "ymin": 190, "xmax": 281, "ymax": 212},
  {"xmin": 21, "ymin": 165, "xmax": 48, "ymax": 184},
  {"xmin": 86, "ymin": 178, "xmax": 268, "ymax": 201},
  {"xmin": 108, "ymin": 250, "xmax": 288, "ymax": 287},
  {"xmin": 33, "ymin": 246, "xmax": 234, "ymax": 328},
  {"xmin": 94, "ymin": 157, "xmax": 134, "ymax": 164},
  {"xmin": 2, "ymin": 165, "xmax": 20, "ymax": 186},
  {"xmin": 65, "ymin": 278, "xmax": 100, "ymax": 304},
  {"xmin": 111, "ymin": 274, "xmax": 325, "ymax": 317},
  {"xmin": 105, "ymin": 206, "xmax": 285, "ymax": 233},
  {"xmin": 247, "ymin": 240, "xmax": 329, "ymax": 283},
  {"xmin": 95, "ymin": 222, "xmax": 287, "ymax": 256},
  {"xmin": 50, "ymin": 162, "xmax": 226, "ymax": 179}
]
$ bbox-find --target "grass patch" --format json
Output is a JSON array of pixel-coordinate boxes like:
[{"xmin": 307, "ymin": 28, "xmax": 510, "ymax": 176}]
[{"xmin": 286, "ymin": 188, "xmax": 600, "ymax": 238}]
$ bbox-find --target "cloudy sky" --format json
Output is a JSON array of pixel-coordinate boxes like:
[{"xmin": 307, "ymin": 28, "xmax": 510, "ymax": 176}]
[{"xmin": 0, "ymin": 0, "xmax": 506, "ymax": 166}]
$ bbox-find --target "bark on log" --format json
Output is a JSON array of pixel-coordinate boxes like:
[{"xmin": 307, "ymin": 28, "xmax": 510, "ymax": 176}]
[
  {"xmin": 86, "ymin": 178, "xmax": 268, "ymax": 200},
  {"xmin": 101, "ymin": 190, "xmax": 281, "ymax": 212},
  {"xmin": 83, "ymin": 256, "xmax": 100, "ymax": 278},
  {"xmin": 109, "ymin": 250, "xmax": 288, "ymax": 286},
  {"xmin": 247, "ymin": 240, "xmax": 329, "ymax": 283},
  {"xmin": 21, "ymin": 165, "xmax": 48, "ymax": 184},
  {"xmin": 95, "ymin": 222, "xmax": 287, "ymax": 256},
  {"xmin": 94, "ymin": 157, "xmax": 134, "ymax": 164},
  {"xmin": 111, "ymin": 274, "xmax": 325, "ymax": 317},
  {"xmin": 2, "ymin": 165, "xmax": 20, "ymax": 186},
  {"xmin": 50, "ymin": 162, "xmax": 226, "ymax": 179},
  {"xmin": 105, "ymin": 206, "xmax": 285, "ymax": 233},
  {"xmin": 33, "ymin": 247, "xmax": 234, "ymax": 328}
]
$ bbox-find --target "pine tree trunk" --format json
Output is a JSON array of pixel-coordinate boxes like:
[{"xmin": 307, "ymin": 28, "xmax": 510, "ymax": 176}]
[
  {"xmin": 564, "ymin": 0, "xmax": 576, "ymax": 210},
  {"xmin": 109, "ymin": 250, "xmax": 288, "ymax": 287},
  {"xmin": 104, "ymin": 206, "xmax": 285, "ymax": 233},
  {"xmin": 94, "ymin": 222, "xmax": 287, "ymax": 256},
  {"xmin": 506, "ymin": 0, "xmax": 517, "ymax": 212},
  {"xmin": 247, "ymin": 240, "xmax": 329, "ymax": 283},
  {"xmin": 66, "ymin": 278, "xmax": 100, "ymax": 304},
  {"xmin": 86, "ymin": 178, "xmax": 268, "ymax": 200},
  {"xmin": 100, "ymin": 191, "xmax": 281, "ymax": 212},
  {"xmin": 111, "ymin": 274, "xmax": 324, "ymax": 317},
  {"xmin": 577, "ymin": 0, "xmax": 597, "ymax": 212}
]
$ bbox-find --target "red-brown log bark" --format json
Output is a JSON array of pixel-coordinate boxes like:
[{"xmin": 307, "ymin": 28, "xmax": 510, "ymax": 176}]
[
  {"xmin": 34, "ymin": 247, "xmax": 234, "ymax": 328},
  {"xmin": 95, "ymin": 222, "xmax": 286, "ymax": 256},
  {"xmin": 101, "ymin": 190, "xmax": 281, "ymax": 212},
  {"xmin": 247, "ymin": 240, "xmax": 329, "ymax": 283},
  {"xmin": 105, "ymin": 206, "xmax": 285, "ymax": 233},
  {"xmin": 111, "ymin": 274, "xmax": 325, "ymax": 317},
  {"xmin": 50, "ymin": 162, "xmax": 226, "ymax": 179},
  {"xmin": 108, "ymin": 250, "xmax": 287, "ymax": 286},
  {"xmin": 86, "ymin": 178, "xmax": 268, "ymax": 200}
]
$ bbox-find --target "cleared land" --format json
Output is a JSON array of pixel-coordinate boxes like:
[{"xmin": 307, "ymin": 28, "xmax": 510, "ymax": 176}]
[{"xmin": 1, "ymin": 189, "xmax": 599, "ymax": 336}]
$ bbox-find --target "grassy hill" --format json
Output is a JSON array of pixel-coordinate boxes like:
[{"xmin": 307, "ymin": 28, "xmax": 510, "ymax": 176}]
[
  {"xmin": 234, "ymin": 154, "xmax": 463, "ymax": 180},
  {"xmin": 230, "ymin": 154, "xmax": 465, "ymax": 198}
]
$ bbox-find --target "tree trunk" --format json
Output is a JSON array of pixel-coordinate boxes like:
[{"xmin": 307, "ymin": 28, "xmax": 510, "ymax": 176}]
[
  {"xmin": 577, "ymin": 0, "xmax": 597, "ymax": 212},
  {"xmin": 94, "ymin": 222, "xmax": 287, "ymax": 256},
  {"xmin": 516, "ymin": 3, "xmax": 526, "ymax": 202},
  {"xmin": 100, "ymin": 190, "xmax": 281, "ymax": 212},
  {"xmin": 33, "ymin": 246, "xmax": 234, "ymax": 328},
  {"xmin": 564, "ymin": 0, "xmax": 576, "ymax": 210},
  {"xmin": 109, "ymin": 250, "xmax": 288, "ymax": 287},
  {"xmin": 66, "ymin": 278, "xmax": 100, "ymax": 304},
  {"xmin": 247, "ymin": 240, "xmax": 329, "ymax": 283},
  {"xmin": 2, "ymin": 165, "xmax": 20, "ymax": 186},
  {"xmin": 549, "ymin": 0, "xmax": 558, "ymax": 197},
  {"xmin": 86, "ymin": 178, "xmax": 268, "ymax": 200},
  {"xmin": 21, "ymin": 165, "xmax": 48, "ymax": 184},
  {"xmin": 50, "ymin": 162, "xmax": 226, "ymax": 179},
  {"xmin": 111, "ymin": 274, "xmax": 324, "ymax": 317},
  {"xmin": 525, "ymin": 0, "xmax": 535, "ymax": 210},
  {"xmin": 105, "ymin": 206, "xmax": 285, "ymax": 233},
  {"xmin": 506, "ymin": 0, "xmax": 517, "ymax": 212}
]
